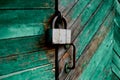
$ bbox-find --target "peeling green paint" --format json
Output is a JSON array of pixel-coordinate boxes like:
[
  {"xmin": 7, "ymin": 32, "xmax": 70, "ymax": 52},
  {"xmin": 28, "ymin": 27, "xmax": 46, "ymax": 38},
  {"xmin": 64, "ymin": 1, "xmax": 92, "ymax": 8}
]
[
  {"xmin": 112, "ymin": 0, "xmax": 120, "ymax": 79},
  {"xmin": 75, "ymin": 0, "xmax": 113, "ymax": 59},
  {"xmin": 0, "ymin": 0, "xmax": 54, "ymax": 8},
  {"xmin": 0, "ymin": 0, "xmax": 117, "ymax": 80},
  {"xmin": 0, "ymin": 0, "xmax": 55, "ymax": 80},
  {"xmin": 79, "ymin": 29, "xmax": 113, "ymax": 80}
]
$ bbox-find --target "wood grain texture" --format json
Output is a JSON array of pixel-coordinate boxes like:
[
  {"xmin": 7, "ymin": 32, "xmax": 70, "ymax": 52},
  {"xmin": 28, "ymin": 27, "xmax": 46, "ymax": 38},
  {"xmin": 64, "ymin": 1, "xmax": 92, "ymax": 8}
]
[
  {"xmin": 0, "ymin": 0, "xmax": 55, "ymax": 80},
  {"xmin": 112, "ymin": 0, "xmax": 120, "ymax": 79},
  {"xmin": 0, "ymin": 64, "xmax": 55, "ymax": 80},
  {"xmin": 65, "ymin": 10, "xmax": 114, "ymax": 80},
  {"xmin": 79, "ymin": 30, "xmax": 113, "ymax": 80},
  {"xmin": 0, "ymin": 0, "xmax": 54, "ymax": 40},
  {"xmin": 0, "ymin": 9, "xmax": 54, "ymax": 24},
  {"xmin": 0, "ymin": 0, "xmax": 115, "ymax": 80},
  {"xmin": 0, "ymin": 24, "xmax": 45, "ymax": 39},
  {"xmin": 55, "ymin": 0, "xmax": 114, "ymax": 79},
  {"xmin": 57, "ymin": 0, "xmax": 104, "ymax": 62},
  {"xmin": 0, "ymin": 51, "xmax": 50, "ymax": 75},
  {"xmin": 59, "ymin": 0, "xmax": 76, "ymax": 14},
  {"xmin": 0, "ymin": 0, "xmax": 54, "ymax": 8}
]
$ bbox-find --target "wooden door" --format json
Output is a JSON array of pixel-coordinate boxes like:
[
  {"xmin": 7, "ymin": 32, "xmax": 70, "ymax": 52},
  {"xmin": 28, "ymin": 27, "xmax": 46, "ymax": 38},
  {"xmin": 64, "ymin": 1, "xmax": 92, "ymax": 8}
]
[
  {"xmin": 58, "ymin": 0, "xmax": 114, "ymax": 80},
  {"xmin": 0, "ymin": 0, "xmax": 115, "ymax": 80},
  {"xmin": 0, "ymin": 0, "xmax": 55, "ymax": 80}
]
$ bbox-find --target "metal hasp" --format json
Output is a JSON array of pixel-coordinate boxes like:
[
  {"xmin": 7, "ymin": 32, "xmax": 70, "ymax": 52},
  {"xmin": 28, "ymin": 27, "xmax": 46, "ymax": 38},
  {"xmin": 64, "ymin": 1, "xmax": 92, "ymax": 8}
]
[
  {"xmin": 65, "ymin": 44, "xmax": 76, "ymax": 73},
  {"xmin": 46, "ymin": 0, "xmax": 76, "ymax": 79},
  {"xmin": 49, "ymin": 15, "xmax": 76, "ymax": 80}
]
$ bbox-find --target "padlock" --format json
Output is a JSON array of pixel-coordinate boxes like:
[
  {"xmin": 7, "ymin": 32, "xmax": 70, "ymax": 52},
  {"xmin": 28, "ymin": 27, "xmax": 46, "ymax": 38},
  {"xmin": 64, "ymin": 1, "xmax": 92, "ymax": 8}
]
[{"xmin": 46, "ymin": 16, "xmax": 71, "ymax": 44}]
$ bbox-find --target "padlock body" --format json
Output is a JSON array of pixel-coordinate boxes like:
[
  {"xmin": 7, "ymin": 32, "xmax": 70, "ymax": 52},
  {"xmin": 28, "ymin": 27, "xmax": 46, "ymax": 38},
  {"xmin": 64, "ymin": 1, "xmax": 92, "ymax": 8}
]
[{"xmin": 47, "ymin": 29, "xmax": 71, "ymax": 44}]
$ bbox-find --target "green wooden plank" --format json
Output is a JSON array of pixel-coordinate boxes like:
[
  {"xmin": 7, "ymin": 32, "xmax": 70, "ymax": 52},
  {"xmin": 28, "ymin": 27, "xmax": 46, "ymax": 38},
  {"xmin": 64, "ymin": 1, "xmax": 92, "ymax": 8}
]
[
  {"xmin": 0, "ymin": 24, "xmax": 45, "ymax": 39},
  {"xmin": 0, "ymin": 0, "xmax": 54, "ymax": 8},
  {"xmin": 113, "ymin": 51, "xmax": 120, "ymax": 70},
  {"xmin": 112, "ymin": 63, "xmax": 120, "ymax": 79},
  {"xmin": 113, "ymin": 41, "xmax": 120, "ymax": 57},
  {"xmin": 71, "ymin": 0, "xmax": 104, "ymax": 40},
  {"xmin": 59, "ymin": 0, "xmax": 75, "ymax": 10},
  {"xmin": 0, "ymin": 64, "xmax": 54, "ymax": 80},
  {"xmin": 62, "ymin": 6, "xmax": 114, "ymax": 80},
  {"xmin": 102, "ymin": 63, "xmax": 112, "ymax": 80},
  {"xmin": 90, "ymin": 47, "xmax": 113, "ymax": 80},
  {"xmin": 0, "ymin": 35, "xmax": 45, "ymax": 57},
  {"xmin": 0, "ymin": 51, "xmax": 50, "ymax": 75},
  {"xmin": 112, "ymin": 72, "xmax": 120, "ymax": 80},
  {"xmin": 75, "ymin": 0, "xmax": 113, "ymax": 59},
  {"xmin": 115, "ymin": 0, "xmax": 120, "ymax": 29},
  {"xmin": 66, "ymin": 0, "xmax": 92, "ymax": 25},
  {"xmin": 80, "ymin": 0, "xmax": 103, "ymax": 26},
  {"xmin": 113, "ymin": 0, "xmax": 120, "ymax": 79},
  {"xmin": 90, "ymin": 58, "xmax": 112, "ymax": 80},
  {"xmin": 28, "ymin": 70, "xmax": 55, "ymax": 80},
  {"xmin": 59, "ymin": 0, "xmax": 75, "ymax": 8},
  {"xmin": 0, "ymin": 9, "xmax": 54, "ymax": 24},
  {"xmin": 114, "ymin": 21, "xmax": 120, "ymax": 48},
  {"xmin": 78, "ymin": 29, "xmax": 113, "ymax": 80}
]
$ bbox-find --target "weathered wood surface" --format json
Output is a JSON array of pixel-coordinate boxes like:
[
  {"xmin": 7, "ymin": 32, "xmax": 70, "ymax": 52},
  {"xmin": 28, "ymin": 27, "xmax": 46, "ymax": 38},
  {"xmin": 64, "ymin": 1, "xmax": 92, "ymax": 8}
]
[
  {"xmin": 78, "ymin": 29, "xmax": 113, "ymax": 80},
  {"xmin": 112, "ymin": 0, "xmax": 120, "ymax": 79},
  {"xmin": 0, "ymin": 0, "xmax": 114, "ymax": 80},
  {"xmin": 0, "ymin": 0, "xmax": 55, "ymax": 80},
  {"xmin": 0, "ymin": 0, "xmax": 54, "ymax": 8},
  {"xmin": 65, "ymin": 10, "xmax": 114, "ymax": 80},
  {"xmin": 58, "ymin": 0, "xmax": 114, "ymax": 79}
]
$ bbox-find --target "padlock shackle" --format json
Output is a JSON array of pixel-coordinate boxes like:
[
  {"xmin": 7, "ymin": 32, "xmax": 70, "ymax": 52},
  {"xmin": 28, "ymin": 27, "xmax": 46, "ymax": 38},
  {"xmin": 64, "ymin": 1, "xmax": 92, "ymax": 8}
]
[{"xmin": 52, "ymin": 15, "xmax": 67, "ymax": 29}]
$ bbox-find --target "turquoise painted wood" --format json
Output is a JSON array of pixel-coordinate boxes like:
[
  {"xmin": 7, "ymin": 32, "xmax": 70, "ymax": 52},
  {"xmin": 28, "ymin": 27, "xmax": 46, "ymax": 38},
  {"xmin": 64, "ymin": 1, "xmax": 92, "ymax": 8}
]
[
  {"xmin": 75, "ymin": 0, "xmax": 113, "ymax": 59},
  {"xmin": 59, "ymin": 0, "xmax": 114, "ymax": 79},
  {"xmin": 0, "ymin": 0, "xmax": 55, "ymax": 80},
  {"xmin": 0, "ymin": 9, "xmax": 54, "ymax": 39},
  {"xmin": 0, "ymin": 0, "xmax": 54, "ymax": 8},
  {"xmin": 79, "ymin": 29, "xmax": 113, "ymax": 80},
  {"xmin": 0, "ymin": 0, "xmax": 116, "ymax": 80},
  {"xmin": 112, "ymin": 0, "xmax": 120, "ymax": 79},
  {"xmin": 65, "ymin": 5, "xmax": 114, "ymax": 80}
]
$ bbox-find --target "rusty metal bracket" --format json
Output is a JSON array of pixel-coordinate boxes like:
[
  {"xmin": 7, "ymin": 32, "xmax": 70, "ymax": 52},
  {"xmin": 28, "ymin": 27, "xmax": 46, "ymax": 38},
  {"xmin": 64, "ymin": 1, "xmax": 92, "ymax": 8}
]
[{"xmin": 64, "ymin": 44, "xmax": 76, "ymax": 73}]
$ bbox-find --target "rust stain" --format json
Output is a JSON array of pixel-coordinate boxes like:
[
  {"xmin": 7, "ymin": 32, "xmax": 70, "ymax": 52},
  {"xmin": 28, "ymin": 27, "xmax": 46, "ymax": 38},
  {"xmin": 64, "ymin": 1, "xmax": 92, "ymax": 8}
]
[
  {"xmin": 44, "ymin": 14, "xmax": 56, "ymax": 30},
  {"xmin": 63, "ymin": 52, "xmax": 70, "ymax": 59},
  {"xmin": 59, "ymin": 52, "xmax": 70, "ymax": 72},
  {"xmin": 46, "ymin": 49, "xmax": 55, "ymax": 68}
]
